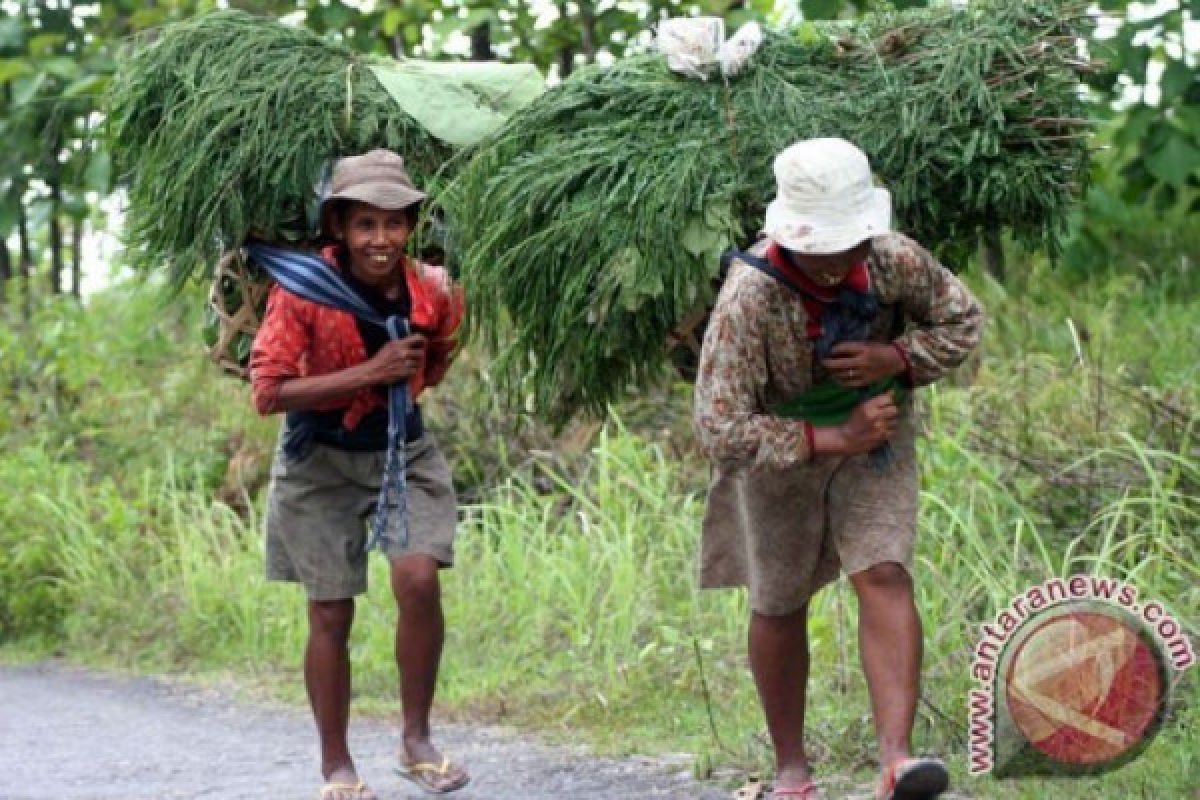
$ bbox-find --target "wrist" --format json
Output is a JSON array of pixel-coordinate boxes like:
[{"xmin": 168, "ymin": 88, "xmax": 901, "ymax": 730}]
[
  {"xmin": 890, "ymin": 341, "xmax": 912, "ymax": 379},
  {"xmin": 349, "ymin": 361, "xmax": 380, "ymax": 391},
  {"xmin": 810, "ymin": 424, "xmax": 847, "ymax": 458}
]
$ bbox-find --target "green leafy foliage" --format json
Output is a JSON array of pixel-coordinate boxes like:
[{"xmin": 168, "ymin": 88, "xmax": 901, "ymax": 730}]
[
  {"xmin": 106, "ymin": 10, "xmax": 454, "ymax": 287},
  {"xmin": 1086, "ymin": 2, "xmax": 1199, "ymax": 209},
  {"xmin": 442, "ymin": 1, "xmax": 1092, "ymax": 424}
]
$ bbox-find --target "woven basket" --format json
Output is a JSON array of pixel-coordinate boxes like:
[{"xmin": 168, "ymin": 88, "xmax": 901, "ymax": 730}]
[
  {"xmin": 666, "ymin": 303, "xmax": 713, "ymax": 383},
  {"xmin": 204, "ymin": 249, "xmax": 270, "ymax": 380}
]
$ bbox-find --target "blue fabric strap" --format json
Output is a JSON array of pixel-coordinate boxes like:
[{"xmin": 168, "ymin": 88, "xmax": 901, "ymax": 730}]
[{"xmin": 246, "ymin": 241, "xmax": 411, "ymax": 550}]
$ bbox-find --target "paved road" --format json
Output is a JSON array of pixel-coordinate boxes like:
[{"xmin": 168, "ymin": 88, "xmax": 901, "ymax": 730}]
[{"xmin": 0, "ymin": 663, "xmax": 729, "ymax": 800}]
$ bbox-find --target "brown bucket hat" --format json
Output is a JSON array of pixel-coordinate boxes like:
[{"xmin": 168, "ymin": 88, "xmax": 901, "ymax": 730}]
[{"xmin": 319, "ymin": 149, "xmax": 426, "ymax": 237}]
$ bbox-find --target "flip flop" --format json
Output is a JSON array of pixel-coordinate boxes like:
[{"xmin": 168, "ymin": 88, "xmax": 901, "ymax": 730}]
[
  {"xmin": 770, "ymin": 780, "xmax": 822, "ymax": 799},
  {"xmin": 319, "ymin": 779, "xmax": 377, "ymax": 800},
  {"xmin": 876, "ymin": 756, "xmax": 948, "ymax": 800},
  {"xmin": 733, "ymin": 780, "xmax": 765, "ymax": 800},
  {"xmin": 396, "ymin": 756, "xmax": 470, "ymax": 795}
]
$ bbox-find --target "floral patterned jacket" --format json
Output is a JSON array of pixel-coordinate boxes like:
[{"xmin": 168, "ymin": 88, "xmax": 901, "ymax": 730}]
[{"xmin": 693, "ymin": 232, "xmax": 984, "ymax": 469}]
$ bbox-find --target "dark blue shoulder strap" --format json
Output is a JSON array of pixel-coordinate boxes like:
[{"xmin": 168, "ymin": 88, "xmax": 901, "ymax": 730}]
[{"xmin": 721, "ymin": 248, "xmax": 820, "ymax": 302}]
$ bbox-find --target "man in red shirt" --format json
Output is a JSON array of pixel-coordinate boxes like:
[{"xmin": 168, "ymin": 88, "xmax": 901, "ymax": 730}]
[{"xmin": 251, "ymin": 150, "xmax": 467, "ymax": 799}]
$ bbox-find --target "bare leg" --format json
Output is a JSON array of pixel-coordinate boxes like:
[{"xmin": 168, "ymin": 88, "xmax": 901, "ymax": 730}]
[
  {"xmin": 749, "ymin": 603, "xmax": 813, "ymax": 789},
  {"xmin": 849, "ymin": 562, "xmax": 921, "ymax": 767},
  {"xmin": 390, "ymin": 554, "xmax": 467, "ymax": 792},
  {"xmin": 305, "ymin": 598, "xmax": 365, "ymax": 788}
]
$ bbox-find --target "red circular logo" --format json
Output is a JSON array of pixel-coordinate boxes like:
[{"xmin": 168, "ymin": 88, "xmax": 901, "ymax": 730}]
[{"xmin": 1004, "ymin": 610, "xmax": 1165, "ymax": 766}]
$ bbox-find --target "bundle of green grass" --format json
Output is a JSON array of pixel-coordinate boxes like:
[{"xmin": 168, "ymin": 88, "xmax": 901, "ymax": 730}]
[
  {"xmin": 106, "ymin": 10, "xmax": 455, "ymax": 286},
  {"xmin": 442, "ymin": 1, "xmax": 1091, "ymax": 425},
  {"xmin": 108, "ymin": 9, "xmax": 543, "ymax": 373}
]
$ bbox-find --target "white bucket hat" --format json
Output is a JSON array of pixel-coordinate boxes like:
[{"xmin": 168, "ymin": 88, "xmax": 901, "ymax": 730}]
[{"xmin": 762, "ymin": 138, "xmax": 891, "ymax": 255}]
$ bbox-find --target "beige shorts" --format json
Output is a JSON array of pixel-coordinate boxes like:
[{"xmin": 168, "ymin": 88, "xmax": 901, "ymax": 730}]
[
  {"xmin": 700, "ymin": 420, "xmax": 918, "ymax": 616},
  {"xmin": 265, "ymin": 433, "xmax": 457, "ymax": 601}
]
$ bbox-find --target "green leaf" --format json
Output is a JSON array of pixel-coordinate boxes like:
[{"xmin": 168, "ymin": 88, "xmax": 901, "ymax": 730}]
[
  {"xmin": 382, "ymin": 9, "xmax": 408, "ymax": 37},
  {"xmin": 0, "ymin": 19, "xmax": 23, "ymax": 52},
  {"xmin": 313, "ymin": 2, "xmax": 357, "ymax": 32},
  {"xmin": 63, "ymin": 73, "xmax": 108, "ymax": 98},
  {"xmin": 1152, "ymin": 182, "xmax": 1177, "ymax": 211},
  {"xmin": 1158, "ymin": 60, "xmax": 1195, "ymax": 106},
  {"xmin": 0, "ymin": 58, "xmax": 31, "ymax": 83},
  {"xmin": 680, "ymin": 217, "xmax": 722, "ymax": 258},
  {"xmin": 12, "ymin": 72, "xmax": 47, "ymax": 106},
  {"xmin": 1172, "ymin": 106, "xmax": 1200, "ymax": 139},
  {"xmin": 130, "ymin": 8, "xmax": 170, "ymax": 28},
  {"xmin": 27, "ymin": 33, "xmax": 66, "ymax": 57},
  {"xmin": 41, "ymin": 57, "xmax": 79, "ymax": 81},
  {"xmin": 62, "ymin": 194, "xmax": 89, "ymax": 218},
  {"xmin": 84, "ymin": 151, "xmax": 112, "ymax": 194},
  {"xmin": 1114, "ymin": 34, "xmax": 1150, "ymax": 84},
  {"xmin": 1144, "ymin": 134, "xmax": 1200, "ymax": 186},
  {"xmin": 801, "ymin": 0, "xmax": 844, "ymax": 20},
  {"xmin": 1114, "ymin": 105, "xmax": 1158, "ymax": 151}
]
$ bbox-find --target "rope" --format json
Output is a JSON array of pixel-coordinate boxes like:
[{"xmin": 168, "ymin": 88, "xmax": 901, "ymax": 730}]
[
  {"xmin": 721, "ymin": 74, "xmax": 739, "ymax": 161},
  {"xmin": 344, "ymin": 61, "xmax": 355, "ymax": 131}
]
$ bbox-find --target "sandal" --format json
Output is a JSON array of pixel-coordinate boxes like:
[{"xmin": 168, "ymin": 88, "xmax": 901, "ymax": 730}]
[
  {"xmin": 733, "ymin": 780, "xmax": 766, "ymax": 800},
  {"xmin": 770, "ymin": 780, "xmax": 822, "ymax": 799},
  {"xmin": 319, "ymin": 779, "xmax": 377, "ymax": 800},
  {"xmin": 397, "ymin": 756, "xmax": 470, "ymax": 795},
  {"xmin": 876, "ymin": 756, "xmax": 948, "ymax": 800}
]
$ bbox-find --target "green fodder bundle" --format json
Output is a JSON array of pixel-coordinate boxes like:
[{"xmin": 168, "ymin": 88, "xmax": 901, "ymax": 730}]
[
  {"xmin": 443, "ymin": 1, "xmax": 1091, "ymax": 425},
  {"xmin": 107, "ymin": 10, "xmax": 453, "ymax": 286}
]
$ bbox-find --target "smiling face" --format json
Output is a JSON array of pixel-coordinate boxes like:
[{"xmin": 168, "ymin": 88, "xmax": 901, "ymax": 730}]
[
  {"xmin": 330, "ymin": 200, "xmax": 415, "ymax": 288},
  {"xmin": 786, "ymin": 238, "xmax": 872, "ymax": 287}
]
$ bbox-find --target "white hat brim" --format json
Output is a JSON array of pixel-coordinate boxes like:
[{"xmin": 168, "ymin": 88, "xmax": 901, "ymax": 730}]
[{"xmin": 763, "ymin": 187, "xmax": 891, "ymax": 254}]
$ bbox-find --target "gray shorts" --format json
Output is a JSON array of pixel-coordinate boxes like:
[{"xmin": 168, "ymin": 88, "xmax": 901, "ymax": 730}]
[{"xmin": 264, "ymin": 433, "xmax": 457, "ymax": 601}]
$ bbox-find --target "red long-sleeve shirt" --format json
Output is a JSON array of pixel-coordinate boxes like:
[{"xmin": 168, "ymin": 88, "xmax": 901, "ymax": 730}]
[{"xmin": 249, "ymin": 246, "xmax": 464, "ymax": 430}]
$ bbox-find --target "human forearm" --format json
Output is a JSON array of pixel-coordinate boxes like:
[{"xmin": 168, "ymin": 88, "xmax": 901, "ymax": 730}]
[
  {"xmin": 694, "ymin": 406, "xmax": 814, "ymax": 469},
  {"xmin": 271, "ymin": 364, "xmax": 380, "ymax": 412},
  {"xmin": 890, "ymin": 239, "xmax": 984, "ymax": 386},
  {"xmin": 811, "ymin": 393, "xmax": 899, "ymax": 457}
]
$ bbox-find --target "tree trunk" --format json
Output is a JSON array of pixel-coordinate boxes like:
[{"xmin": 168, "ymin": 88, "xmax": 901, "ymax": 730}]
[
  {"xmin": 555, "ymin": 1, "xmax": 576, "ymax": 78},
  {"xmin": 17, "ymin": 204, "xmax": 33, "ymax": 321},
  {"xmin": 558, "ymin": 46, "xmax": 576, "ymax": 78},
  {"xmin": 981, "ymin": 228, "xmax": 1006, "ymax": 283},
  {"xmin": 70, "ymin": 216, "xmax": 83, "ymax": 300},
  {"xmin": 470, "ymin": 20, "xmax": 494, "ymax": 61},
  {"xmin": 49, "ymin": 181, "xmax": 63, "ymax": 295},
  {"xmin": 580, "ymin": 1, "xmax": 597, "ymax": 63},
  {"xmin": 0, "ymin": 234, "xmax": 10, "ymax": 305}
]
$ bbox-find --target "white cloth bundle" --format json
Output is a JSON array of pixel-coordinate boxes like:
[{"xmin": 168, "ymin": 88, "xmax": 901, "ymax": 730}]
[{"xmin": 656, "ymin": 17, "xmax": 765, "ymax": 80}]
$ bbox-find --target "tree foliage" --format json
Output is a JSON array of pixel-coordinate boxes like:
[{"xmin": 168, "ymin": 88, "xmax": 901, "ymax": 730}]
[
  {"xmin": 1, "ymin": 0, "xmax": 1193, "ymax": 311},
  {"xmin": 1086, "ymin": 0, "xmax": 1199, "ymax": 210}
]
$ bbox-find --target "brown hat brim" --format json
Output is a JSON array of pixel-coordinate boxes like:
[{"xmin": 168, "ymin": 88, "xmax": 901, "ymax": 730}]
[
  {"xmin": 325, "ymin": 181, "xmax": 426, "ymax": 211},
  {"xmin": 318, "ymin": 184, "xmax": 425, "ymax": 239}
]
